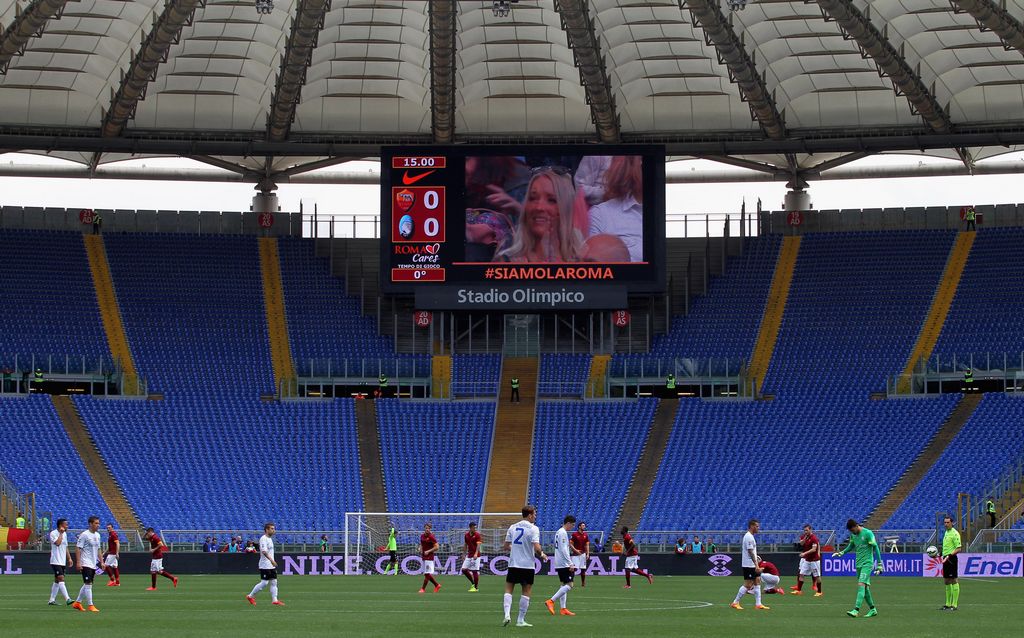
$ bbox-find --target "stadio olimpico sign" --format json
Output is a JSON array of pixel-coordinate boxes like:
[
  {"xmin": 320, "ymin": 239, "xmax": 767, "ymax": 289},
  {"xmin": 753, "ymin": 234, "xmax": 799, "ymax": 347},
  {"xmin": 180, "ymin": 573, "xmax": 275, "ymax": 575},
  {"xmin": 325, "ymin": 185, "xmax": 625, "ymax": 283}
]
[{"xmin": 415, "ymin": 284, "xmax": 626, "ymax": 310}]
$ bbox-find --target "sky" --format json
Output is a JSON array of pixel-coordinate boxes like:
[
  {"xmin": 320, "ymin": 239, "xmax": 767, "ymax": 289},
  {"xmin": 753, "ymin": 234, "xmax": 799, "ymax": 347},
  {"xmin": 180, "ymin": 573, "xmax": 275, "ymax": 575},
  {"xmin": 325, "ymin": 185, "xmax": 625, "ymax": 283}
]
[{"xmin": 1, "ymin": 151, "xmax": 1022, "ymax": 238}]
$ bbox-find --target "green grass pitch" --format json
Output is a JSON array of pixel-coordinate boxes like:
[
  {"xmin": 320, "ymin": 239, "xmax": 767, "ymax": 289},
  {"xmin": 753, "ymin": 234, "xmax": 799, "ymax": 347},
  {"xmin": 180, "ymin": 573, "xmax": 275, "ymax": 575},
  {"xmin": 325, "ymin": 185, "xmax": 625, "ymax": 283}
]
[{"xmin": 3, "ymin": 574, "xmax": 1023, "ymax": 637}]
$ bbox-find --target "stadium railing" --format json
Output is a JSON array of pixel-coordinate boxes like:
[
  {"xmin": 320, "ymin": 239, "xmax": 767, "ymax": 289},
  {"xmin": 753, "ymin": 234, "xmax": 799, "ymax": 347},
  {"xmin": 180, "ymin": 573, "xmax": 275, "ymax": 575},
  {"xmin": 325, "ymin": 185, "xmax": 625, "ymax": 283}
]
[
  {"xmin": 9, "ymin": 528, "xmax": 147, "ymax": 552},
  {"xmin": 162, "ymin": 530, "xmax": 351, "ymax": 553},
  {"xmin": 631, "ymin": 529, "xmax": 934, "ymax": 553},
  {"xmin": 301, "ymin": 212, "xmax": 757, "ymax": 240},
  {"xmin": 630, "ymin": 530, "xmax": 833, "ymax": 554},
  {"xmin": 968, "ymin": 528, "xmax": 1024, "ymax": 552},
  {"xmin": 887, "ymin": 351, "xmax": 1024, "ymax": 396}
]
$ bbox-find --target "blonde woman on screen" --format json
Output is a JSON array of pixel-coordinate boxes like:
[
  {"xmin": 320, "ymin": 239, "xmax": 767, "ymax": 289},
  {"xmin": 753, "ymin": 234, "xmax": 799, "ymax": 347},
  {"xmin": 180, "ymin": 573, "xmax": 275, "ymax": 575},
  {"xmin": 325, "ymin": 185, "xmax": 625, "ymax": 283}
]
[{"xmin": 495, "ymin": 168, "xmax": 582, "ymax": 263}]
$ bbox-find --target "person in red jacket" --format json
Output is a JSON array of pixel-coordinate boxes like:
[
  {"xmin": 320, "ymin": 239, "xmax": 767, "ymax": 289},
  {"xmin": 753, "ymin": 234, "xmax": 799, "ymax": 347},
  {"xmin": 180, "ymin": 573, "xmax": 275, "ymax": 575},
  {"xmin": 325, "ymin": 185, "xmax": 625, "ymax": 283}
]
[{"xmin": 758, "ymin": 559, "xmax": 785, "ymax": 595}]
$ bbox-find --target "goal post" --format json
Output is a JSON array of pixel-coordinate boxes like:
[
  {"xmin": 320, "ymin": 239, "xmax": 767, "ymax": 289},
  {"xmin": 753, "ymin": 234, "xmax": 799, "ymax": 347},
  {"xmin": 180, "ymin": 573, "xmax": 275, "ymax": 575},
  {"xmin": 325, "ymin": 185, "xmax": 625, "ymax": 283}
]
[{"xmin": 343, "ymin": 512, "xmax": 520, "ymax": 576}]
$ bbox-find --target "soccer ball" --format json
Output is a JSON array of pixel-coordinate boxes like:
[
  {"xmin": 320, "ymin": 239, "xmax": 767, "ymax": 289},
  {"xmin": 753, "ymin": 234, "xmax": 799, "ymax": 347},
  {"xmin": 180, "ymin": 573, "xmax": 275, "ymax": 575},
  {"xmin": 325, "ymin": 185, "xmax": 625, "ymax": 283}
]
[{"xmin": 926, "ymin": 545, "xmax": 939, "ymax": 558}]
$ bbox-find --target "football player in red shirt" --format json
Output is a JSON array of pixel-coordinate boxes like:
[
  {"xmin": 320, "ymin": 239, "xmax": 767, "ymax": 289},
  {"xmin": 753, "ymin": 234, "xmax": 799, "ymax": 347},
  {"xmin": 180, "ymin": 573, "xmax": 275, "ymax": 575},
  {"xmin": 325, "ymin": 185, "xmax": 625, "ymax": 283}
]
[
  {"xmin": 791, "ymin": 524, "xmax": 823, "ymax": 595},
  {"xmin": 461, "ymin": 521, "xmax": 483, "ymax": 592},
  {"xmin": 570, "ymin": 522, "xmax": 590, "ymax": 587},
  {"xmin": 144, "ymin": 528, "xmax": 178, "ymax": 590},
  {"xmin": 758, "ymin": 558, "xmax": 785, "ymax": 595},
  {"xmin": 620, "ymin": 527, "xmax": 653, "ymax": 588},
  {"xmin": 103, "ymin": 524, "xmax": 120, "ymax": 586},
  {"xmin": 419, "ymin": 522, "xmax": 441, "ymax": 594}
]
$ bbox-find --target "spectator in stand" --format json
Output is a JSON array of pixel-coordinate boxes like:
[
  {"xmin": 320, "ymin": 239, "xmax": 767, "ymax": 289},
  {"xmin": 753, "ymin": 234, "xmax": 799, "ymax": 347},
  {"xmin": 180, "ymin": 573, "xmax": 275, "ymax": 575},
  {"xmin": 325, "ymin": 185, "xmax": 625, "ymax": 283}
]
[
  {"xmin": 244, "ymin": 541, "xmax": 257, "ymax": 554},
  {"xmin": 574, "ymin": 155, "xmax": 613, "ymax": 206},
  {"xmin": 92, "ymin": 210, "xmax": 102, "ymax": 235},
  {"xmin": 692, "ymin": 536, "xmax": 704, "ymax": 553},
  {"xmin": 675, "ymin": 538, "xmax": 687, "ymax": 555},
  {"xmin": 706, "ymin": 537, "xmax": 717, "ymax": 553},
  {"xmin": 586, "ymin": 155, "xmax": 644, "ymax": 262},
  {"xmin": 228, "ymin": 538, "xmax": 239, "ymax": 553},
  {"xmin": 592, "ymin": 538, "xmax": 603, "ymax": 553},
  {"xmin": 1, "ymin": 367, "xmax": 12, "ymax": 393},
  {"xmin": 320, "ymin": 535, "xmax": 329, "ymax": 553},
  {"xmin": 202, "ymin": 537, "xmax": 213, "ymax": 553}
]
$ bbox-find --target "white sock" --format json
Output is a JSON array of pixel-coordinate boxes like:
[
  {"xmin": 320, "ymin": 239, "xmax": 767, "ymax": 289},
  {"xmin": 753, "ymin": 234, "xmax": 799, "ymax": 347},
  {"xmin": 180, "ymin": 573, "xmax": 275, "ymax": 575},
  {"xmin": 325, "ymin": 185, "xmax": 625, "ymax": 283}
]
[
  {"xmin": 49, "ymin": 583, "xmax": 58, "ymax": 602},
  {"xmin": 733, "ymin": 585, "xmax": 747, "ymax": 604},
  {"xmin": 270, "ymin": 580, "xmax": 279, "ymax": 602},
  {"xmin": 553, "ymin": 585, "xmax": 571, "ymax": 607},
  {"xmin": 560, "ymin": 591, "xmax": 569, "ymax": 609},
  {"xmin": 753, "ymin": 586, "xmax": 762, "ymax": 606},
  {"xmin": 75, "ymin": 586, "xmax": 84, "ymax": 603},
  {"xmin": 249, "ymin": 580, "xmax": 267, "ymax": 598},
  {"xmin": 518, "ymin": 595, "xmax": 530, "ymax": 623},
  {"xmin": 83, "ymin": 584, "xmax": 93, "ymax": 606},
  {"xmin": 503, "ymin": 593, "xmax": 512, "ymax": 619},
  {"xmin": 58, "ymin": 582, "xmax": 70, "ymax": 601}
]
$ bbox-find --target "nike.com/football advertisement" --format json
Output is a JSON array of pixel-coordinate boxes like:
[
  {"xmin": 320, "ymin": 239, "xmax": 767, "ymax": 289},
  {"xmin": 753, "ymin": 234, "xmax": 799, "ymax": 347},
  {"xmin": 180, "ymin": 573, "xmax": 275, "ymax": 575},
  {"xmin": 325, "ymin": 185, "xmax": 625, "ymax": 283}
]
[{"xmin": 380, "ymin": 145, "xmax": 666, "ymax": 303}]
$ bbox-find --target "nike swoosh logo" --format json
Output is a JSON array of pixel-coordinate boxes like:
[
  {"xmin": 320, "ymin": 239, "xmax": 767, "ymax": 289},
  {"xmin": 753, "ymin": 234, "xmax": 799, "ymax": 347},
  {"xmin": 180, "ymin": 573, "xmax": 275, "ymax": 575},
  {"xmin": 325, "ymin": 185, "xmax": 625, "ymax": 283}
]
[{"xmin": 402, "ymin": 169, "xmax": 436, "ymax": 185}]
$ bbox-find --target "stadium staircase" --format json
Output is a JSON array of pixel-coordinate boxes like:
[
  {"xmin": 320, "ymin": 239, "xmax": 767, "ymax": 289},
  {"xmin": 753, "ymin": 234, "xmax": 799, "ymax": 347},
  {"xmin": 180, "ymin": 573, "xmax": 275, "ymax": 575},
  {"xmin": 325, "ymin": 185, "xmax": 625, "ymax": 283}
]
[
  {"xmin": 897, "ymin": 231, "xmax": 975, "ymax": 393},
  {"xmin": 354, "ymin": 399, "xmax": 389, "ymax": 521},
  {"xmin": 587, "ymin": 354, "xmax": 610, "ymax": 397},
  {"xmin": 258, "ymin": 237, "xmax": 297, "ymax": 393},
  {"xmin": 611, "ymin": 398, "xmax": 679, "ymax": 537},
  {"xmin": 968, "ymin": 471, "xmax": 1024, "ymax": 541},
  {"xmin": 50, "ymin": 395, "xmax": 140, "ymax": 530},
  {"xmin": 83, "ymin": 235, "xmax": 139, "ymax": 394},
  {"xmin": 483, "ymin": 357, "xmax": 539, "ymax": 525},
  {"xmin": 431, "ymin": 354, "xmax": 451, "ymax": 398},
  {"xmin": 865, "ymin": 392, "xmax": 983, "ymax": 529},
  {"xmin": 747, "ymin": 236, "xmax": 800, "ymax": 393}
]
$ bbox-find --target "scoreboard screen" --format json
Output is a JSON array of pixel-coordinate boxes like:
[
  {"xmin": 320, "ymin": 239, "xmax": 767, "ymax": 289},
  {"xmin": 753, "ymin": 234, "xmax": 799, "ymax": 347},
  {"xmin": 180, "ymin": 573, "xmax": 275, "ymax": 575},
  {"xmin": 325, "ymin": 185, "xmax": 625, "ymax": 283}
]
[{"xmin": 380, "ymin": 145, "xmax": 666, "ymax": 296}]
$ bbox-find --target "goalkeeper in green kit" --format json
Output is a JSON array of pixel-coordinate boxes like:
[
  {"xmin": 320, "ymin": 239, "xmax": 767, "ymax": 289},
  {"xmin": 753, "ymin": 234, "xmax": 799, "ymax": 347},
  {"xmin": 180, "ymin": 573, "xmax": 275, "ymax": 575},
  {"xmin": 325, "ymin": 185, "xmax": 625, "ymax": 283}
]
[
  {"xmin": 832, "ymin": 519, "xmax": 884, "ymax": 618},
  {"xmin": 383, "ymin": 525, "xmax": 399, "ymax": 575}
]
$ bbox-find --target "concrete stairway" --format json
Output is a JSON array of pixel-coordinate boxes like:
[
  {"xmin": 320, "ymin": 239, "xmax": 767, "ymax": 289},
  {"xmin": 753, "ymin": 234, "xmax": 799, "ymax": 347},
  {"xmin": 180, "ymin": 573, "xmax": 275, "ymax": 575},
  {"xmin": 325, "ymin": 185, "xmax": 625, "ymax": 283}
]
[
  {"xmin": 897, "ymin": 231, "xmax": 975, "ymax": 393},
  {"xmin": 83, "ymin": 235, "xmax": 139, "ymax": 394},
  {"xmin": 483, "ymin": 357, "xmax": 539, "ymax": 527},
  {"xmin": 865, "ymin": 392, "xmax": 983, "ymax": 529},
  {"xmin": 51, "ymin": 396, "xmax": 140, "ymax": 530},
  {"xmin": 610, "ymin": 399, "xmax": 680, "ymax": 537},
  {"xmin": 258, "ymin": 237, "xmax": 297, "ymax": 393},
  {"xmin": 747, "ymin": 235, "xmax": 800, "ymax": 393},
  {"xmin": 354, "ymin": 399, "xmax": 389, "ymax": 518}
]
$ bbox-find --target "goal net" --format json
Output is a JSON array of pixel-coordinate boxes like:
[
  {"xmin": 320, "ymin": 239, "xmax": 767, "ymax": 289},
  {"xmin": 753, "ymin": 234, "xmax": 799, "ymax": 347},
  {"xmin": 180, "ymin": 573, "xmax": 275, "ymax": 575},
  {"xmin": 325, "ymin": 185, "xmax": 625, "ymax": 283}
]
[{"xmin": 343, "ymin": 512, "xmax": 521, "ymax": 576}]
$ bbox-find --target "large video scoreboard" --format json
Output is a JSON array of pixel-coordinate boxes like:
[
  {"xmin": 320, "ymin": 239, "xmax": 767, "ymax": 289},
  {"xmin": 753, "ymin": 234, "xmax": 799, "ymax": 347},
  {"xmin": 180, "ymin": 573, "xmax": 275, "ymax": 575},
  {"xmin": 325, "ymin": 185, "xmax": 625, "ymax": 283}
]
[{"xmin": 380, "ymin": 145, "xmax": 665, "ymax": 308}]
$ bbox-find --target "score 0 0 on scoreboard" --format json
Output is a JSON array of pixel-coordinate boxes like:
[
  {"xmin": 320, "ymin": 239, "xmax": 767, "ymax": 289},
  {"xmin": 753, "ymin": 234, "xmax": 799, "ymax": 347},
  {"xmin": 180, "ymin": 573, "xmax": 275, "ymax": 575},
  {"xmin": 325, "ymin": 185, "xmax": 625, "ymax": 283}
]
[{"xmin": 389, "ymin": 155, "xmax": 447, "ymax": 283}]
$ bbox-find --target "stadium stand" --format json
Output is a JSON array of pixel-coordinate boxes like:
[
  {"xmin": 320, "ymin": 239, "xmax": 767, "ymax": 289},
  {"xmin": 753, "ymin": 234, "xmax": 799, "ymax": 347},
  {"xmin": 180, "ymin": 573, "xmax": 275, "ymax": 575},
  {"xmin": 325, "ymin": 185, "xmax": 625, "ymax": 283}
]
[
  {"xmin": 375, "ymin": 399, "xmax": 494, "ymax": 513},
  {"xmin": 0, "ymin": 229, "xmax": 110, "ymax": 367},
  {"xmin": 764, "ymin": 230, "xmax": 954, "ymax": 395},
  {"xmin": 639, "ymin": 394, "xmax": 959, "ymax": 530},
  {"xmin": 102, "ymin": 233, "xmax": 274, "ymax": 396},
  {"xmin": 0, "ymin": 395, "xmax": 114, "ymax": 527},
  {"xmin": 887, "ymin": 393, "xmax": 1024, "ymax": 529},
  {"xmin": 934, "ymin": 226, "xmax": 1024, "ymax": 358},
  {"xmin": 610, "ymin": 235, "xmax": 779, "ymax": 376},
  {"xmin": 74, "ymin": 395, "xmax": 363, "ymax": 530},
  {"xmin": 278, "ymin": 238, "xmax": 428, "ymax": 377},
  {"xmin": 451, "ymin": 354, "xmax": 501, "ymax": 396},
  {"xmin": 3, "ymin": 224, "xmax": 1021, "ymax": 537},
  {"xmin": 529, "ymin": 399, "xmax": 658, "ymax": 534},
  {"xmin": 538, "ymin": 353, "xmax": 590, "ymax": 396}
]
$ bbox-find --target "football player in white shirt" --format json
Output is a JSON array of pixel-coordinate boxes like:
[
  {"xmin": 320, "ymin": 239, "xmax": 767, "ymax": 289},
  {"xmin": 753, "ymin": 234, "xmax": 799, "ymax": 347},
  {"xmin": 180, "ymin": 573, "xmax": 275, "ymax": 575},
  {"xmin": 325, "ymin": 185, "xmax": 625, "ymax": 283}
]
[
  {"xmin": 247, "ymin": 522, "xmax": 284, "ymax": 606},
  {"xmin": 544, "ymin": 515, "xmax": 577, "ymax": 617},
  {"xmin": 72, "ymin": 515, "xmax": 104, "ymax": 613},
  {"xmin": 502, "ymin": 505, "xmax": 548, "ymax": 627},
  {"xmin": 731, "ymin": 518, "xmax": 769, "ymax": 611},
  {"xmin": 47, "ymin": 518, "xmax": 74, "ymax": 605}
]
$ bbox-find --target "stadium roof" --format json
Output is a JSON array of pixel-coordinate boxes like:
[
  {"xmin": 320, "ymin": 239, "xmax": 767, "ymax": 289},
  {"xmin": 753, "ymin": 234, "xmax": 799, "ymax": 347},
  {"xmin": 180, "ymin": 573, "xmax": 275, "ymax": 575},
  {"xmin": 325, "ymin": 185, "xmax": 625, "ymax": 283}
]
[{"xmin": 1, "ymin": 0, "xmax": 1024, "ymax": 185}]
